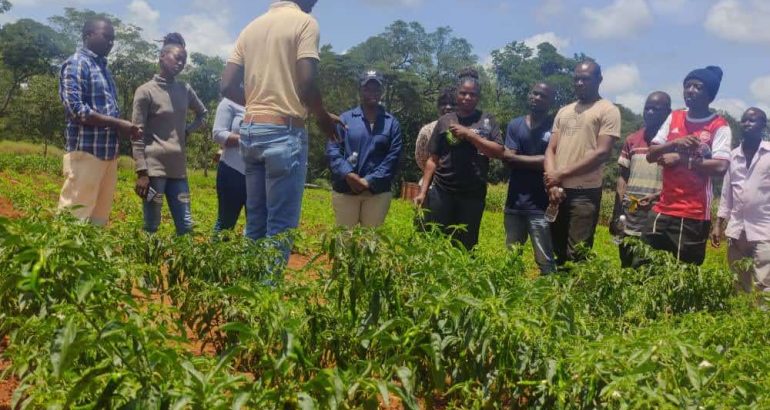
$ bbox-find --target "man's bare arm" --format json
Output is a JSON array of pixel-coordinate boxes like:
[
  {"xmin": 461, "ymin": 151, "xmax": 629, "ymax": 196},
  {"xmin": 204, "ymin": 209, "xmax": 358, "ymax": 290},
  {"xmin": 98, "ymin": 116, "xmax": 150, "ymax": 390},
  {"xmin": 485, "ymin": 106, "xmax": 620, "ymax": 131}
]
[{"xmin": 220, "ymin": 63, "xmax": 245, "ymax": 106}]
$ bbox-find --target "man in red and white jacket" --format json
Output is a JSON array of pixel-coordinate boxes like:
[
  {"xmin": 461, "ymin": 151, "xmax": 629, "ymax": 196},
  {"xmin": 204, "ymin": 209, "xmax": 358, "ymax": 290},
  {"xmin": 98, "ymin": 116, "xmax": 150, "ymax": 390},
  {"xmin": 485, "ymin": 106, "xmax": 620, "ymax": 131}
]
[{"xmin": 644, "ymin": 66, "xmax": 732, "ymax": 265}]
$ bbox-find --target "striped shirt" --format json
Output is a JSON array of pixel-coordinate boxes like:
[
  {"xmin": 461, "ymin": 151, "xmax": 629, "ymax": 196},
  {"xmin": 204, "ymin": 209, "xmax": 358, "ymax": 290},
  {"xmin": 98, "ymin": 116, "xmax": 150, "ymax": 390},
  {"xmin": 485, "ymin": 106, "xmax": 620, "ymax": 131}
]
[
  {"xmin": 618, "ymin": 128, "xmax": 662, "ymax": 235},
  {"xmin": 59, "ymin": 48, "xmax": 120, "ymax": 160}
]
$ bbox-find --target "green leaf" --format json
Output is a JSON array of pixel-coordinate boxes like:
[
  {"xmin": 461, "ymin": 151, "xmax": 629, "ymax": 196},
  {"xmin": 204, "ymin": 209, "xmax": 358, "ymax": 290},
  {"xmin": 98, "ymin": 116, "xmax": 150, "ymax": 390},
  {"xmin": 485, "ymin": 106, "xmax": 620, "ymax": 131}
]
[{"xmin": 51, "ymin": 317, "xmax": 78, "ymax": 378}]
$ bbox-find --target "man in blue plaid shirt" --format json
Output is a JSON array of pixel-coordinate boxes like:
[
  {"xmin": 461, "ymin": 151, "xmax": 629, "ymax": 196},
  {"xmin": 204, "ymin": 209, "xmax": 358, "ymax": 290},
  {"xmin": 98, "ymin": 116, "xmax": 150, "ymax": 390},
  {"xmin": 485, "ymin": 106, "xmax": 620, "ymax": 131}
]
[{"xmin": 58, "ymin": 17, "xmax": 142, "ymax": 226}]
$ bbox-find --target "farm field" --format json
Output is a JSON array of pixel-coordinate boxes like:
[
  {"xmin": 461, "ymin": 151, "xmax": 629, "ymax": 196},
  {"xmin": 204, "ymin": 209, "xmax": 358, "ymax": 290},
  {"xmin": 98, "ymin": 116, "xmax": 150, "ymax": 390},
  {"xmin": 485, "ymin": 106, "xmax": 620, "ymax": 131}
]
[{"xmin": 2, "ymin": 143, "xmax": 768, "ymax": 409}]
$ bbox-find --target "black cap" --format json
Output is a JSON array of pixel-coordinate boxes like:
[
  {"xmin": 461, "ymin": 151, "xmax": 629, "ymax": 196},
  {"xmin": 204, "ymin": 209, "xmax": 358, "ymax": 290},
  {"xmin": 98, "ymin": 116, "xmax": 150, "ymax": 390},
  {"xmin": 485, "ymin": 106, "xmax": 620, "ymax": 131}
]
[{"xmin": 359, "ymin": 70, "xmax": 384, "ymax": 86}]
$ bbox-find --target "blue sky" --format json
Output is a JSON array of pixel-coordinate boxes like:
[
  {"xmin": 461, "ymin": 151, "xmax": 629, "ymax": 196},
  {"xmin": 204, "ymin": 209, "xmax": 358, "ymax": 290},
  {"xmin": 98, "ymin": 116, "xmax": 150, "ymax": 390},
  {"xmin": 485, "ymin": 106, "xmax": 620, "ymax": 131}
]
[{"xmin": 3, "ymin": 0, "xmax": 769, "ymax": 117}]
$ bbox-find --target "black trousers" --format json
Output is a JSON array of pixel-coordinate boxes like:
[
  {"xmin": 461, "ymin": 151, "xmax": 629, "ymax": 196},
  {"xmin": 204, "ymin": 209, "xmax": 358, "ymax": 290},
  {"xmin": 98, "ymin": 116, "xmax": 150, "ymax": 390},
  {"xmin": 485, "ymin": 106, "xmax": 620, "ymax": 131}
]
[
  {"xmin": 641, "ymin": 212, "xmax": 710, "ymax": 265},
  {"xmin": 550, "ymin": 188, "xmax": 602, "ymax": 266},
  {"xmin": 423, "ymin": 185, "xmax": 485, "ymax": 251}
]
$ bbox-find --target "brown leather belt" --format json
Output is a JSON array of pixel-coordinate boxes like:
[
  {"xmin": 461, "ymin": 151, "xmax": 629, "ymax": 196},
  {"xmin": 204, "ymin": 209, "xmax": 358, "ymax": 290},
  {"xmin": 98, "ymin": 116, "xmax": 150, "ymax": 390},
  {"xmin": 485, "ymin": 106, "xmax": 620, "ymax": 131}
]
[{"xmin": 242, "ymin": 114, "xmax": 305, "ymax": 129}]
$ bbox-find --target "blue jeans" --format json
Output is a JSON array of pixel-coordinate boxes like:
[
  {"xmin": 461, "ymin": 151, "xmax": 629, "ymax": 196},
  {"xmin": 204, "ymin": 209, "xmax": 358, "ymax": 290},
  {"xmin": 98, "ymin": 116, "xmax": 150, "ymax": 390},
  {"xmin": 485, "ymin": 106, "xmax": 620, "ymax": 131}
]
[
  {"xmin": 214, "ymin": 161, "xmax": 247, "ymax": 232},
  {"xmin": 239, "ymin": 123, "xmax": 308, "ymax": 260},
  {"xmin": 504, "ymin": 213, "xmax": 555, "ymax": 274},
  {"xmin": 143, "ymin": 177, "xmax": 194, "ymax": 235}
]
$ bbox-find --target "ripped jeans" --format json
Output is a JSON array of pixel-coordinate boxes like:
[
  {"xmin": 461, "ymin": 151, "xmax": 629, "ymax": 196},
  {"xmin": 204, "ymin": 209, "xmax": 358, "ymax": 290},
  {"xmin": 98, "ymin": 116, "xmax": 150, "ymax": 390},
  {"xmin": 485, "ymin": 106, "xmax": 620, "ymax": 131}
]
[{"xmin": 142, "ymin": 177, "xmax": 194, "ymax": 235}]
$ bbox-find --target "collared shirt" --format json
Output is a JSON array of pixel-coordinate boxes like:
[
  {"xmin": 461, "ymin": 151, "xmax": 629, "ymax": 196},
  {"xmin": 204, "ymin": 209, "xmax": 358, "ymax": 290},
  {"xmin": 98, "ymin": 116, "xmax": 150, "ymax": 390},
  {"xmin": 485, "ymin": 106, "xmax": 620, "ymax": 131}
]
[
  {"xmin": 212, "ymin": 98, "xmax": 245, "ymax": 174},
  {"xmin": 59, "ymin": 47, "xmax": 120, "ymax": 160},
  {"xmin": 618, "ymin": 128, "xmax": 662, "ymax": 235},
  {"xmin": 228, "ymin": 1, "xmax": 320, "ymax": 118},
  {"xmin": 717, "ymin": 141, "xmax": 770, "ymax": 242},
  {"xmin": 326, "ymin": 106, "xmax": 403, "ymax": 195}
]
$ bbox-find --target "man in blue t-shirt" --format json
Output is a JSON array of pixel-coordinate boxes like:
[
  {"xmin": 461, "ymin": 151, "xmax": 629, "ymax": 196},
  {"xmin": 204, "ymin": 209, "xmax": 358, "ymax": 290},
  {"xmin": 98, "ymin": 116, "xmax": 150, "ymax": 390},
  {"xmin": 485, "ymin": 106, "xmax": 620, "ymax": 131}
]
[{"xmin": 502, "ymin": 82, "xmax": 556, "ymax": 274}]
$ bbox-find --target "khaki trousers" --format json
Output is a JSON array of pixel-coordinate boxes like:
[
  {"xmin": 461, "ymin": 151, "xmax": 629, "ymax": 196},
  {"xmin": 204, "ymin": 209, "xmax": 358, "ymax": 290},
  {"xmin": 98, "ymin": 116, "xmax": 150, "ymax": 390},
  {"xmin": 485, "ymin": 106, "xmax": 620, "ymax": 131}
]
[
  {"xmin": 58, "ymin": 151, "xmax": 118, "ymax": 226},
  {"xmin": 728, "ymin": 232, "xmax": 770, "ymax": 293},
  {"xmin": 332, "ymin": 191, "xmax": 392, "ymax": 228}
]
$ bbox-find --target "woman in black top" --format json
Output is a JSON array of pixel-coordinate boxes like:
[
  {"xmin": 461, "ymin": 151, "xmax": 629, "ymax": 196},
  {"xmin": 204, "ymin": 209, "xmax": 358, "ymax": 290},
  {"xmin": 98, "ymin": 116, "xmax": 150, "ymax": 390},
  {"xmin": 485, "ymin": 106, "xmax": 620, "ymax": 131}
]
[{"xmin": 414, "ymin": 68, "xmax": 505, "ymax": 250}]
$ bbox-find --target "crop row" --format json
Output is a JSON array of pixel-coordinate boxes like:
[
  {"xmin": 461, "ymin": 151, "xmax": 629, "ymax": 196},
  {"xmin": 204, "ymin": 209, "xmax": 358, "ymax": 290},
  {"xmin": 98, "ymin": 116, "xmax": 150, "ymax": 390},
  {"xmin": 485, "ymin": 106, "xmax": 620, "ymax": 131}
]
[{"xmin": 1, "ymin": 210, "xmax": 769, "ymax": 408}]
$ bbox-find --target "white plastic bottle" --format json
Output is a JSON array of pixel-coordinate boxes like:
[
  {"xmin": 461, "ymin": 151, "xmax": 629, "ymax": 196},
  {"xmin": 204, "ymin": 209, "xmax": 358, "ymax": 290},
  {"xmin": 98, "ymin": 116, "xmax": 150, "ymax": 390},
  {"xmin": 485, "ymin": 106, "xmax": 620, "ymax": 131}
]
[
  {"xmin": 347, "ymin": 151, "xmax": 358, "ymax": 167},
  {"xmin": 613, "ymin": 215, "xmax": 627, "ymax": 245}
]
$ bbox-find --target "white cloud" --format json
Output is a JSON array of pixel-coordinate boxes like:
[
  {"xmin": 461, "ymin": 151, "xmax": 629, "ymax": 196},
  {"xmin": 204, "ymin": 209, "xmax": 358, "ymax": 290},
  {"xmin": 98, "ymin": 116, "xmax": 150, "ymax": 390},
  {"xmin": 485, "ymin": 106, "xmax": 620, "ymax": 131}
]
[
  {"xmin": 582, "ymin": 0, "xmax": 653, "ymax": 39},
  {"xmin": 712, "ymin": 98, "xmax": 749, "ymax": 118},
  {"xmin": 750, "ymin": 75, "xmax": 770, "ymax": 111},
  {"xmin": 614, "ymin": 92, "xmax": 647, "ymax": 114},
  {"xmin": 126, "ymin": 0, "xmax": 160, "ymax": 40},
  {"xmin": 601, "ymin": 63, "xmax": 642, "ymax": 95},
  {"xmin": 705, "ymin": 0, "xmax": 770, "ymax": 43},
  {"xmin": 0, "ymin": 13, "xmax": 15, "ymax": 25},
  {"xmin": 523, "ymin": 32, "xmax": 571, "ymax": 54},
  {"xmin": 174, "ymin": 13, "xmax": 234, "ymax": 58}
]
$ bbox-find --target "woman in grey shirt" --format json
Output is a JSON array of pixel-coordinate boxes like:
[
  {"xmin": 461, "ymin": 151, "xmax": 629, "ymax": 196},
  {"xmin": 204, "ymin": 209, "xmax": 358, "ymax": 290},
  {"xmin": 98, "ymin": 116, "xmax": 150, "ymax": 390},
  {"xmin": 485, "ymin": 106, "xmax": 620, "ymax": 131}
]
[
  {"xmin": 212, "ymin": 97, "xmax": 246, "ymax": 232},
  {"xmin": 132, "ymin": 33, "xmax": 208, "ymax": 235}
]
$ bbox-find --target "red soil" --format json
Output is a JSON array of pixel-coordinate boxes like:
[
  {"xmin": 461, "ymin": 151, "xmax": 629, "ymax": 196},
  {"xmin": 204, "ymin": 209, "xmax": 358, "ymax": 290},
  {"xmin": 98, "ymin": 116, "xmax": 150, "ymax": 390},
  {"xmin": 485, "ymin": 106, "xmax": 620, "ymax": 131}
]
[
  {"xmin": 0, "ymin": 197, "xmax": 22, "ymax": 219},
  {"xmin": 0, "ymin": 337, "xmax": 18, "ymax": 410}
]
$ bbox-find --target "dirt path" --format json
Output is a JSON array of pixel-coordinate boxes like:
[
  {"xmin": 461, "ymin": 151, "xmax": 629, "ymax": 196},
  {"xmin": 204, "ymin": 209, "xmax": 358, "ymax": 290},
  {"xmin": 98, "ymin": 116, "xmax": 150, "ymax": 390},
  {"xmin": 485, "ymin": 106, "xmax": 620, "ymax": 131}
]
[
  {"xmin": 0, "ymin": 337, "xmax": 18, "ymax": 410},
  {"xmin": 0, "ymin": 197, "xmax": 22, "ymax": 219}
]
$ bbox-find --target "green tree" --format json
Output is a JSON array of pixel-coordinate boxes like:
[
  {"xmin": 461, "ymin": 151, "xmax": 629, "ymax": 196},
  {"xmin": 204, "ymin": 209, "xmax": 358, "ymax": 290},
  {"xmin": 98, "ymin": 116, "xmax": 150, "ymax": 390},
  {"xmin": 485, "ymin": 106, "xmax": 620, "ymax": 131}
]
[
  {"xmin": 490, "ymin": 41, "xmax": 580, "ymax": 123},
  {"xmin": 329, "ymin": 21, "xmax": 477, "ymax": 185},
  {"xmin": 6, "ymin": 74, "xmax": 65, "ymax": 156},
  {"xmin": 184, "ymin": 53, "xmax": 225, "ymax": 107},
  {"xmin": 0, "ymin": 0, "xmax": 11, "ymax": 14},
  {"xmin": 182, "ymin": 53, "xmax": 225, "ymax": 177},
  {"xmin": 0, "ymin": 19, "xmax": 67, "ymax": 116}
]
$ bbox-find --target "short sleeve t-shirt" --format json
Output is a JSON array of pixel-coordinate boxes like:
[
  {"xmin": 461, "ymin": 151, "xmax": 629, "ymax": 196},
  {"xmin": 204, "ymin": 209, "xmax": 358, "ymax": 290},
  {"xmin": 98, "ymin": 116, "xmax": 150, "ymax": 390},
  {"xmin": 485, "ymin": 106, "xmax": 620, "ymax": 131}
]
[
  {"xmin": 504, "ymin": 115, "xmax": 553, "ymax": 214},
  {"xmin": 228, "ymin": 1, "xmax": 320, "ymax": 119},
  {"xmin": 552, "ymin": 99, "xmax": 621, "ymax": 189},
  {"xmin": 618, "ymin": 128, "xmax": 662, "ymax": 235},
  {"xmin": 428, "ymin": 111, "xmax": 503, "ymax": 197},
  {"xmin": 651, "ymin": 109, "xmax": 732, "ymax": 221}
]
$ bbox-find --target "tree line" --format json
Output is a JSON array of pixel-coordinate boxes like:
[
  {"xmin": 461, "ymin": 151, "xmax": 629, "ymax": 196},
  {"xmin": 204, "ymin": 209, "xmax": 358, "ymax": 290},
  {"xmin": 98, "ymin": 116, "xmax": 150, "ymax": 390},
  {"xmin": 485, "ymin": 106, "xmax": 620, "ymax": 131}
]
[{"xmin": 1, "ymin": 6, "xmax": 741, "ymax": 188}]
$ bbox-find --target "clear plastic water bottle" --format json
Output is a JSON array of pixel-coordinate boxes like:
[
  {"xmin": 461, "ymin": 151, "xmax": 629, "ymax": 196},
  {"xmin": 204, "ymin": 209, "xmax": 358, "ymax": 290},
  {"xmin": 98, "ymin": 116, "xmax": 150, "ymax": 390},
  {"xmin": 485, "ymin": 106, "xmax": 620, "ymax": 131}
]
[
  {"xmin": 347, "ymin": 151, "xmax": 359, "ymax": 167},
  {"xmin": 545, "ymin": 203, "xmax": 559, "ymax": 223},
  {"xmin": 613, "ymin": 215, "xmax": 627, "ymax": 245},
  {"xmin": 482, "ymin": 118, "xmax": 491, "ymax": 135},
  {"xmin": 544, "ymin": 187, "xmax": 564, "ymax": 223}
]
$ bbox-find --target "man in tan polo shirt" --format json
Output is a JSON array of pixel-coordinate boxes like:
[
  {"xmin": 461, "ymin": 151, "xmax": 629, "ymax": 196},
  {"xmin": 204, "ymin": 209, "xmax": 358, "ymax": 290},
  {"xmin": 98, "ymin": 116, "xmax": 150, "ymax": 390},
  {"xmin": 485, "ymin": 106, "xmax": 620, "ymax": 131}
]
[
  {"xmin": 220, "ymin": 0, "xmax": 339, "ymax": 263},
  {"xmin": 544, "ymin": 61, "xmax": 621, "ymax": 266}
]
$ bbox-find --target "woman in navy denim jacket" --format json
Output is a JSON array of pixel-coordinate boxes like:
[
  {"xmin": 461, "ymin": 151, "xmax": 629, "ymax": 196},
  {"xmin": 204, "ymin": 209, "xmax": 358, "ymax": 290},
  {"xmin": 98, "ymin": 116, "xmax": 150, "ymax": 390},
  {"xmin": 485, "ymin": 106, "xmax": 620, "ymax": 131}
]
[{"xmin": 326, "ymin": 70, "xmax": 403, "ymax": 227}]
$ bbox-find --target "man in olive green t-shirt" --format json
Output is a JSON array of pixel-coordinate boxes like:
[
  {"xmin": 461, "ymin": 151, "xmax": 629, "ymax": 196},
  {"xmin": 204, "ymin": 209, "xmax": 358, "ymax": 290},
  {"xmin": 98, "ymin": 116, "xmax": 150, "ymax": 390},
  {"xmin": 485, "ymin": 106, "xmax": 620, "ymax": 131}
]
[
  {"xmin": 219, "ymin": 0, "xmax": 340, "ymax": 265},
  {"xmin": 544, "ymin": 61, "xmax": 621, "ymax": 265}
]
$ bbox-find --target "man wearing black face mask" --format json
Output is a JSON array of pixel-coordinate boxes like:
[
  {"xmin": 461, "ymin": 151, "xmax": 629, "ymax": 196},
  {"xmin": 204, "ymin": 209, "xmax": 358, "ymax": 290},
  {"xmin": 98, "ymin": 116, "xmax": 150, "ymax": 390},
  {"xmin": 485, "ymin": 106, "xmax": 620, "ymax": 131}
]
[{"xmin": 645, "ymin": 66, "xmax": 732, "ymax": 266}]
